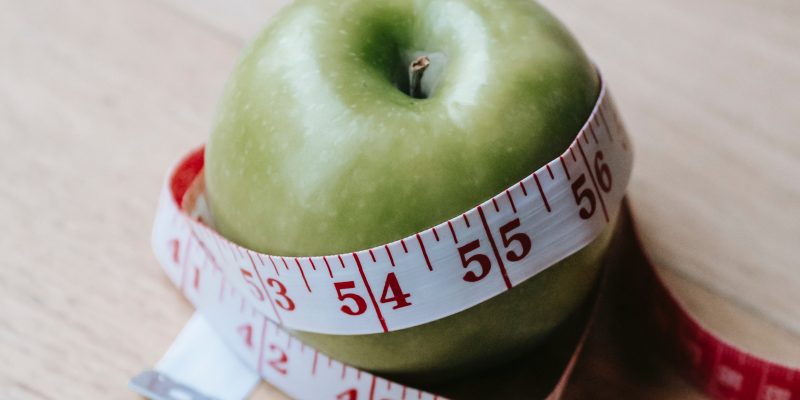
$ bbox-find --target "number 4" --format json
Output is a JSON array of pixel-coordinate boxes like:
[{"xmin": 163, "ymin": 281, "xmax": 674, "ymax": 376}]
[{"xmin": 380, "ymin": 272, "xmax": 411, "ymax": 309}]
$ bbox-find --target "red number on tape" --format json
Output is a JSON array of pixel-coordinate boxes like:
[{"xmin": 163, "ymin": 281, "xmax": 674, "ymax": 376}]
[
  {"xmin": 379, "ymin": 272, "xmax": 412, "ymax": 310},
  {"xmin": 594, "ymin": 150, "xmax": 613, "ymax": 192},
  {"xmin": 571, "ymin": 174, "xmax": 596, "ymax": 219},
  {"xmin": 240, "ymin": 269, "xmax": 265, "ymax": 302},
  {"xmin": 460, "ymin": 218, "xmax": 534, "ymax": 282},
  {"xmin": 266, "ymin": 278, "xmax": 295, "ymax": 311},
  {"xmin": 499, "ymin": 218, "xmax": 532, "ymax": 262},
  {"xmin": 459, "ymin": 240, "xmax": 492, "ymax": 282},
  {"xmin": 334, "ymin": 281, "xmax": 368, "ymax": 316},
  {"xmin": 572, "ymin": 150, "xmax": 614, "ymax": 220},
  {"xmin": 237, "ymin": 324, "xmax": 253, "ymax": 349},
  {"xmin": 266, "ymin": 343, "xmax": 288, "ymax": 375},
  {"xmin": 336, "ymin": 388, "xmax": 357, "ymax": 400}
]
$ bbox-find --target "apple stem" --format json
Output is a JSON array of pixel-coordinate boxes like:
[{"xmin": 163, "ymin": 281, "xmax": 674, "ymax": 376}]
[{"xmin": 408, "ymin": 56, "xmax": 431, "ymax": 99}]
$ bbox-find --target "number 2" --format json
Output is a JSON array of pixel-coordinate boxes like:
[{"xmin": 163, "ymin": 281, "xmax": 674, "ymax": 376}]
[{"xmin": 265, "ymin": 343, "xmax": 288, "ymax": 375}]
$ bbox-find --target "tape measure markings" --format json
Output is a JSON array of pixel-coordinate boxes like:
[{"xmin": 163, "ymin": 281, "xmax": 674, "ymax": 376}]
[
  {"xmin": 246, "ymin": 250, "xmax": 285, "ymax": 325},
  {"xmin": 414, "ymin": 234, "xmax": 433, "ymax": 271},
  {"xmin": 145, "ymin": 77, "xmax": 629, "ymax": 397},
  {"xmin": 623, "ymin": 215, "xmax": 800, "ymax": 398},
  {"xmin": 476, "ymin": 205, "xmax": 513, "ymax": 290},
  {"xmin": 161, "ymin": 81, "xmax": 632, "ymax": 336},
  {"xmin": 353, "ymin": 252, "xmax": 390, "ymax": 333},
  {"xmin": 140, "ymin": 69, "xmax": 800, "ymax": 399},
  {"xmin": 153, "ymin": 192, "xmax": 607, "ymax": 399},
  {"xmin": 161, "ymin": 228, "xmax": 444, "ymax": 399},
  {"xmin": 575, "ymin": 139, "xmax": 608, "ymax": 222},
  {"xmin": 559, "ymin": 156, "xmax": 571, "ymax": 180},
  {"xmin": 532, "ymin": 173, "xmax": 551, "ymax": 212}
]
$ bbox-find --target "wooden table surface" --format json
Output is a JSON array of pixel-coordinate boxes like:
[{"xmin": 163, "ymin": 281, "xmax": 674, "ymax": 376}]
[{"xmin": 1, "ymin": 0, "xmax": 798, "ymax": 398}]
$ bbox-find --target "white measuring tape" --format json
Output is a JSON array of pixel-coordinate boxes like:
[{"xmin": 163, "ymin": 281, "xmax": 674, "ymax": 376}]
[
  {"xmin": 151, "ymin": 81, "xmax": 632, "ymax": 336},
  {"xmin": 129, "ymin": 77, "xmax": 632, "ymax": 399},
  {"xmin": 131, "ymin": 67, "xmax": 800, "ymax": 399}
]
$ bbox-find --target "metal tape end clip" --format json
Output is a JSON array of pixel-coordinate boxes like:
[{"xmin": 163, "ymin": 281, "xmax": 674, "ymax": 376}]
[{"xmin": 129, "ymin": 370, "xmax": 219, "ymax": 400}]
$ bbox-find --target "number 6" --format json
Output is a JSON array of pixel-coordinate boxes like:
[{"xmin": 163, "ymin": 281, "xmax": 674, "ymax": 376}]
[{"xmin": 594, "ymin": 150, "xmax": 613, "ymax": 192}]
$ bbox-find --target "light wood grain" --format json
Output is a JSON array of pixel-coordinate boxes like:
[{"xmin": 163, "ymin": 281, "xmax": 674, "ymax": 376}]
[
  {"xmin": 539, "ymin": 0, "xmax": 800, "ymax": 364},
  {"xmin": 1, "ymin": 0, "xmax": 798, "ymax": 399}
]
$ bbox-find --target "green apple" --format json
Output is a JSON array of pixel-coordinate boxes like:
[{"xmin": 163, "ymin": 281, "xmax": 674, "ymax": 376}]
[{"xmin": 206, "ymin": 0, "xmax": 610, "ymax": 380}]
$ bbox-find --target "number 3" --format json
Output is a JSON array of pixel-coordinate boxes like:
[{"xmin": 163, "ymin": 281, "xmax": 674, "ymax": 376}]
[{"xmin": 267, "ymin": 278, "xmax": 295, "ymax": 311}]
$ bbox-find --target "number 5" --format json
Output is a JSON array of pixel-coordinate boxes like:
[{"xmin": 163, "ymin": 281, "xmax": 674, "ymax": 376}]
[
  {"xmin": 571, "ymin": 174, "xmax": 596, "ymax": 219},
  {"xmin": 240, "ymin": 269, "xmax": 265, "ymax": 301},
  {"xmin": 458, "ymin": 240, "xmax": 492, "ymax": 282},
  {"xmin": 499, "ymin": 218, "xmax": 532, "ymax": 261},
  {"xmin": 334, "ymin": 281, "xmax": 367, "ymax": 316}
]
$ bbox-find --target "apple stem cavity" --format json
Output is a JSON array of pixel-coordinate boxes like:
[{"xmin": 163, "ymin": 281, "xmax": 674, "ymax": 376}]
[{"xmin": 408, "ymin": 56, "xmax": 431, "ymax": 99}]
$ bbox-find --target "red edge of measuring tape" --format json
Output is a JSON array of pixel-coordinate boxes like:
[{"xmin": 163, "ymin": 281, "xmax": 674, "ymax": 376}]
[
  {"xmin": 627, "ymin": 210, "xmax": 800, "ymax": 399},
  {"xmin": 161, "ymin": 146, "xmax": 600, "ymax": 400},
  {"xmin": 169, "ymin": 146, "xmax": 205, "ymax": 205},
  {"xmin": 164, "ymin": 148, "xmax": 799, "ymax": 399}
]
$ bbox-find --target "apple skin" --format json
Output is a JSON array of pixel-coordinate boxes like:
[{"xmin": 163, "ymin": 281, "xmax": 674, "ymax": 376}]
[
  {"xmin": 206, "ymin": 0, "xmax": 604, "ymax": 378},
  {"xmin": 296, "ymin": 223, "xmax": 613, "ymax": 382}
]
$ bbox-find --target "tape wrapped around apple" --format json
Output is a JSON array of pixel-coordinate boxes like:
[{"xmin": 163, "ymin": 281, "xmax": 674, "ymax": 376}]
[{"xmin": 205, "ymin": 0, "xmax": 615, "ymax": 382}]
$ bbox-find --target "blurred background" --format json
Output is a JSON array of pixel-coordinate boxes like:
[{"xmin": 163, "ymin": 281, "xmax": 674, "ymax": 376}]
[{"xmin": 0, "ymin": 0, "xmax": 798, "ymax": 398}]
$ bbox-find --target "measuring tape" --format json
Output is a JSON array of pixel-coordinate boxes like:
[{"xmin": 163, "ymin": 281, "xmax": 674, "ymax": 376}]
[
  {"xmin": 133, "ymin": 76, "xmax": 799, "ymax": 399},
  {"xmin": 158, "ymin": 81, "xmax": 631, "ymax": 336}
]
